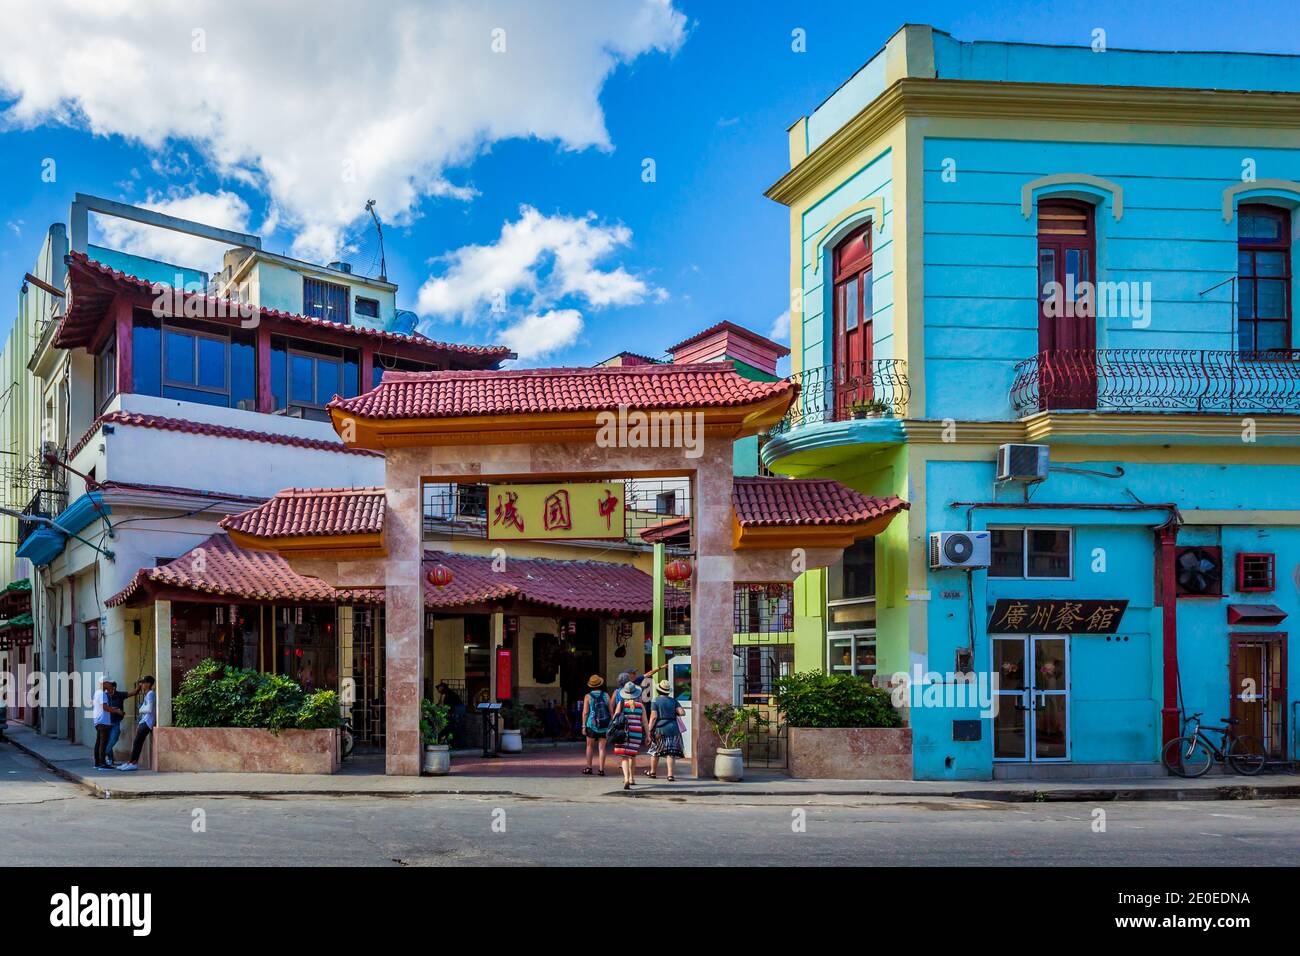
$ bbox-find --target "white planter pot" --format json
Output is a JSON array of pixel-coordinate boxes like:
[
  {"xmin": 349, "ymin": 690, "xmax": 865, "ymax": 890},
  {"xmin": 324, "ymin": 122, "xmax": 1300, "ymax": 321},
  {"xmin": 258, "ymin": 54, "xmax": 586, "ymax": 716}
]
[
  {"xmin": 500, "ymin": 728, "xmax": 524, "ymax": 753},
  {"xmin": 714, "ymin": 747, "xmax": 744, "ymax": 782},
  {"xmin": 423, "ymin": 744, "xmax": 451, "ymax": 775}
]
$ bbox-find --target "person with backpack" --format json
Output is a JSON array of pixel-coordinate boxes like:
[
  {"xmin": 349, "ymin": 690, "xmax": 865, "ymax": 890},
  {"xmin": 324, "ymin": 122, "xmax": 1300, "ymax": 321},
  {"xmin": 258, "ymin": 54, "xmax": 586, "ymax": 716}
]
[
  {"xmin": 581, "ymin": 674, "xmax": 612, "ymax": 776},
  {"xmin": 609, "ymin": 680, "xmax": 647, "ymax": 790}
]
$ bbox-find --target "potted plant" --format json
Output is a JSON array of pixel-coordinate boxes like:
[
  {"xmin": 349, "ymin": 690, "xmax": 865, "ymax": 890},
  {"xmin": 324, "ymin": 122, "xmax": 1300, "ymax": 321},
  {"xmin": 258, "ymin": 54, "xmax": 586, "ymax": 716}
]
[
  {"xmin": 703, "ymin": 704, "xmax": 763, "ymax": 782},
  {"xmin": 849, "ymin": 398, "xmax": 893, "ymax": 420},
  {"xmin": 499, "ymin": 702, "xmax": 540, "ymax": 753},
  {"xmin": 420, "ymin": 699, "xmax": 452, "ymax": 774}
]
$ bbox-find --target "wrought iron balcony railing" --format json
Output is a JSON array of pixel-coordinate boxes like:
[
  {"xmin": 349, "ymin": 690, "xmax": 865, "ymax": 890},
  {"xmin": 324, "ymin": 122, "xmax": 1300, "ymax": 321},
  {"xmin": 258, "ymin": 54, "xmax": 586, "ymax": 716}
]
[
  {"xmin": 18, "ymin": 488, "xmax": 69, "ymax": 548},
  {"xmin": 767, "ymin": 359, "xmax": 909, "ymax": 437},
  {"xmin": 1010, "ymin": 349, "xmax": 1300, "ymax": 416}
]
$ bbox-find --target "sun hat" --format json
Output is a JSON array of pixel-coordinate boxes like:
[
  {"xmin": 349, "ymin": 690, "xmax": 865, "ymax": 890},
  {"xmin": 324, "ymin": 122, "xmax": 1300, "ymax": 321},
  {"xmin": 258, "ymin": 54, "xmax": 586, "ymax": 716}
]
[
  {"xmin": 587, "ymin": 674, "xmax": 605, "ymax": 689},
  {"xmin": 656, "ymin": 679, "xmax": 670, "ymax": 694},
  {"xmin": 620, "ymin": 681, "xmax": 641, "ymax": 700}
]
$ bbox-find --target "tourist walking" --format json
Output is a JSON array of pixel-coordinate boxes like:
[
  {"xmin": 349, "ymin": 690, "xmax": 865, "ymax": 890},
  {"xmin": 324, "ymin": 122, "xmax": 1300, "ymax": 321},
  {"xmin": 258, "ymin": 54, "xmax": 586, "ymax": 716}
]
[
  {"xmin": 645, "ymin": 679, "xmax": 686, "ymax": 781},
  {"xmin": 580, "ymin": 674, "xmax": 612, "ymax": 776},
  {"xmin": 610, "ymin": 680, "xmax": 647, "ymax": 790}
]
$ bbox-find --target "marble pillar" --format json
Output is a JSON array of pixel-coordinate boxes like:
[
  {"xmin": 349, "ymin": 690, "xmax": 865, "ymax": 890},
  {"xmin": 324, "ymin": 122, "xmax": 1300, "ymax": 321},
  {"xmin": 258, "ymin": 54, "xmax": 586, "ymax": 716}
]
[{"xmin": 384, "ymin": 450, "xmax": 424, "ymax": 776}]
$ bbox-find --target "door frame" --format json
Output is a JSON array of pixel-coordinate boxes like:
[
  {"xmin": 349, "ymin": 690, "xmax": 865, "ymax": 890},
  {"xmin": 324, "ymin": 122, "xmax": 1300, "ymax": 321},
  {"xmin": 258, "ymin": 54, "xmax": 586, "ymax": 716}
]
[
  {"xmin": 1228, "ymin": 631, "xmax": 1287, "ymax": 758},
  {"xmin": 993, "ymin": 633, "xmax": 1072, "ymax": 763}
]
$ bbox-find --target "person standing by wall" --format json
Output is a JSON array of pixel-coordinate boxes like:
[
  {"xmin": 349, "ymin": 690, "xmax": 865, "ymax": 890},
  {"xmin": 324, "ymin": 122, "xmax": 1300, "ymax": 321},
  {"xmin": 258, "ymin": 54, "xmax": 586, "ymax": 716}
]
[
  {"xmin": 645, "ymin": 678, "xmax": 686, "ymax": 781},
  {"xmin": 610, "ymin": 680, "xmax": 647, "ymax": 791},
  {"xmin": 92, "ymin": 677, "xmax": 116, "ymax": 769},
  {"xmin": 102, "ymin": 679, "xmax": 139, "ymax": 768},
  {"xmin": 580, "ymin": 674, "xmax": 611, "ymax": 776},
  {"xmin": 116, "ymin": 676, "xmax": 155, "ymax": 772}
]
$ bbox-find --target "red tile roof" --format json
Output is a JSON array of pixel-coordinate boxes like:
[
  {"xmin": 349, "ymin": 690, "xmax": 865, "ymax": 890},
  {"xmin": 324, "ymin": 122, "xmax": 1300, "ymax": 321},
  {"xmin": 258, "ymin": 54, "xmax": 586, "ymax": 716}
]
[
  {"xmin": 329, "ymin": 363, "xmax": 796, "ymax": 420},
  {"xmin": 422, "ymin": 549, "xmax": 653, "ymax": 616},
  {"xmin": 107, "ymin": 534, "xmax": 653, "ymax": 617},
  {"xmin": 666, "ymin": 320, "xmax": 791, "ymax": 358},
  {"xmin": 221, "ymin": 488, "xmax": 385, "ymax": 539},
  {"xmin": 731, "ymin": 477, "xmax": 909, "ymax": 527},
  {"xmin": 58, "ymin": 252, "xmax": 513, "ymax": 363},
  {"xmin": 70, "ymin": 410, "xmax": 382, "ymax": 461},
  {"xmin": 106, "ymin": 533, "xmax": 382, "ymax": 607}
]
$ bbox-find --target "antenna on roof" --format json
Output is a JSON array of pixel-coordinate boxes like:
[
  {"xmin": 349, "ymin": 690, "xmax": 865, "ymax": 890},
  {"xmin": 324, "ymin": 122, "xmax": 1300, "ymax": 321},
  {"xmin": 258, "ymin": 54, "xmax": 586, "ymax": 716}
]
[{"xmin": 365, "ymin": 199, "xmax": 387, "ymax": 282}]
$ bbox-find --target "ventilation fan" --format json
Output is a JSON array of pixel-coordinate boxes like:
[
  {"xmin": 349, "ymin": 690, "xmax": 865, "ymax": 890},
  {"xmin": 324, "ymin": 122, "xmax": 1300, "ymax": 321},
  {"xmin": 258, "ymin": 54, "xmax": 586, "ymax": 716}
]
[{"xmin": 1175, "ymin": 546, "xmax": 1222, "ymax": 597}]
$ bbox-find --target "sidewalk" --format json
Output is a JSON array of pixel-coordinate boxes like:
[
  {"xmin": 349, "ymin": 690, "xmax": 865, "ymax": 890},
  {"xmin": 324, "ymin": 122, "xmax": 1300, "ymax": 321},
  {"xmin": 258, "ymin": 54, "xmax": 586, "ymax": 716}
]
[{"xmin": 5, "ymin": 722, "xmax": 1299, "ymax": 802}]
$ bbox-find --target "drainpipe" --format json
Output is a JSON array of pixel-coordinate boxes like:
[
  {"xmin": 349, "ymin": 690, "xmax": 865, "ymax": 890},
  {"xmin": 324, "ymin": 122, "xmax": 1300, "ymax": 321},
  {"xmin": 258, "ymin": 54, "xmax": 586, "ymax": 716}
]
[{"xmin": 1156, "ymin": 520, "xmax": 1182, "ymax": 750}]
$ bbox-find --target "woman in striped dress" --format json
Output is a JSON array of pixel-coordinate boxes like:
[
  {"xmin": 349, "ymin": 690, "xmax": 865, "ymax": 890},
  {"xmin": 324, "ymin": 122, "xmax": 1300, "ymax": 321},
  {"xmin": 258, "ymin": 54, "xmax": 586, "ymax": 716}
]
[{"xmin": 612, "ymin": 681, "xmax": 647, "ymax": 790}]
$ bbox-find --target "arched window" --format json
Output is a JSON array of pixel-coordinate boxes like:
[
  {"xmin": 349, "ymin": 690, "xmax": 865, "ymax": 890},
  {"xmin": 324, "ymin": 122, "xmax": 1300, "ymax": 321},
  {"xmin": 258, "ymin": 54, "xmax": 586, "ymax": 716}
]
[
  {"xmin": 1037, "ymin": 199, "xmax": 1097, "ymax": 409},
  {"xmin": 1237, "ymin": 204, "xmax": 1291, "ymax": 353},
  {"xmin": 832, "ymin": 224, "xmax": 872, "ymax": 416}
]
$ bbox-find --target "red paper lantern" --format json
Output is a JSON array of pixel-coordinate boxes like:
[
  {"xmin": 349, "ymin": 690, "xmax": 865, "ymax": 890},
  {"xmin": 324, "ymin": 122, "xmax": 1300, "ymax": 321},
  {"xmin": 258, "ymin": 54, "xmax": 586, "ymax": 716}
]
[
  {"xmin": 664, "ymin": 558, "xmax": 692, "ymax": 583},
  {"xmin": 426, "ymin": 564, "xmax": 454, "ymax": 588}
]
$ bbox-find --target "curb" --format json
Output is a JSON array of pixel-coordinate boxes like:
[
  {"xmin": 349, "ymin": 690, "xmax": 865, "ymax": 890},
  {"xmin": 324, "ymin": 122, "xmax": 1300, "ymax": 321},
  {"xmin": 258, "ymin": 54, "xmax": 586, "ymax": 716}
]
[{"xmin": 3, "ymin": 736, "xmax": 105, "ymax": 799}]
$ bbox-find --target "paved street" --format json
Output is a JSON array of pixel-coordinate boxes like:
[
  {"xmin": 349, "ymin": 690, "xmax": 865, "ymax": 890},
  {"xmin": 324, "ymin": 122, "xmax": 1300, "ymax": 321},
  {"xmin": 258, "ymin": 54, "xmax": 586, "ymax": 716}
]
[{"xmin": 2, "ymin": 744, "xmax": 1299, "ymax": 867}]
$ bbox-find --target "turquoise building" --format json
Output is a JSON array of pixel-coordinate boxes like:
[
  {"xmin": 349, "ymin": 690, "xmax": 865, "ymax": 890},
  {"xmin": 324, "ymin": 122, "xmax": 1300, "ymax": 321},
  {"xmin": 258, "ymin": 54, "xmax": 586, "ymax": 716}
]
[{"xmin": 763, "ymin": 25, "xmax": 1300, "ymax": 779}]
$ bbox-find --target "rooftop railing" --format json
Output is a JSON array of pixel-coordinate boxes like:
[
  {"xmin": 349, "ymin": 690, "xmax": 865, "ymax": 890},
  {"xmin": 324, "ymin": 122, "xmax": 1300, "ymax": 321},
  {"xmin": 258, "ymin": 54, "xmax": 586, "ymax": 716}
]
[{"xmin": 1010, "ymin": 349, "xmax": 1300, "ymax": 416}]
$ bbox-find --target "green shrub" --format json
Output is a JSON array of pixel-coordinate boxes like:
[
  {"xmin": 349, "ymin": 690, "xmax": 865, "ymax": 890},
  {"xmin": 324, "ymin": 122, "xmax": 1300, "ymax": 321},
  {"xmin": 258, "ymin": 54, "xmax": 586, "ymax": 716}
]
[
  {"xmin": 500, "ymin": 701, "xmax": 542, "ymax": 736},
  {"xmin": 172, "ymin": 658, "xmax": 340, "ymax": 732},
  {"xmin": 773, "ymin": 672, "xmax": 902, "ymax": 729},
  {"xmin": 420, "ymin": 698, "xmax": 451, "ymax": 745},
  {"xmin": 703, "ymin": 703, "xmax": 765, "ymax": 749}
]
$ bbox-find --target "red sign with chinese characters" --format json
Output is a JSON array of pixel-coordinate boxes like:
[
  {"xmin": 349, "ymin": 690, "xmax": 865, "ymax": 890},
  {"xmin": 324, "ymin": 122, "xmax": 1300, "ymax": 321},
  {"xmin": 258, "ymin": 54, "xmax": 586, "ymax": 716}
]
[
  {"xmin": 496, "ymin": 647, "xmax": 513, "ymax": 700},
  {"xmin": 987, "ymin": 599, "xmax": 1128, "ymax": 634}
]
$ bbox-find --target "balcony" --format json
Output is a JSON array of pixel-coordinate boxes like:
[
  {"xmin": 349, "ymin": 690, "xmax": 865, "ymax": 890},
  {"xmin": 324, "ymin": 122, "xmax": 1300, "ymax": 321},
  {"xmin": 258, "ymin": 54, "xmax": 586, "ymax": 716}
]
[
  {"xmin": 17, "ymin": 488, "xmax": 69, "ymax": 549},
  {"xmin": 762, "ymin": 360, "xmax": 909, "ymax": 474},
  {"xmin": 767, "ymin": 359, "xmax": 910, "ymax": 436},
  {"xmin": 1011, "ymin": 350, "xmax": 1300, "ymax": 417}
]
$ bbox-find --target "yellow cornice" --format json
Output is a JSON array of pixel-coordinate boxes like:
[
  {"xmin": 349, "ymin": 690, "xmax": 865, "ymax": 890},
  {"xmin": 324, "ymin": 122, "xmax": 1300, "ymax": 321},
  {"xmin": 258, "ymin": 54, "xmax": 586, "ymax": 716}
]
[
  {"xmin": 731, "ymin": 511, "xmax": 901, "ymax": 551},
  {"xmin": 1021, "ymin": 412, "xmax": 1300, "ymax": 444},
  {"xmin": 903, "ymin": 419, "xmax": 1027, "ymax": 445},
  {"xmin": 226, "ymin": 528, "xmax": 387, "ymax": 562},
  {"xmin": 332, "ymin": 393, "xmax": 795, "ymax": 451},
  {"xmin": 768, "ymin": 77, "xmax": 1300, "ymax": 207}
]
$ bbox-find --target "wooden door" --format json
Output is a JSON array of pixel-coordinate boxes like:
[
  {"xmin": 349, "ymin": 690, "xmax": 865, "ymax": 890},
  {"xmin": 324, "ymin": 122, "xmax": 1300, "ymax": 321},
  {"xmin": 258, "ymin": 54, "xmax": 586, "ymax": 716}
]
[
  {"xmin": 1230, "ymin": 633, "xmax": 1287, "ymax": 758},
  {"xmin": 832, "ymin": 225, "xmax": 873, "ymax": 418},
  {"xmin": 1037, "ymin": 200, "xmax": 1097, "ymax": 409}
]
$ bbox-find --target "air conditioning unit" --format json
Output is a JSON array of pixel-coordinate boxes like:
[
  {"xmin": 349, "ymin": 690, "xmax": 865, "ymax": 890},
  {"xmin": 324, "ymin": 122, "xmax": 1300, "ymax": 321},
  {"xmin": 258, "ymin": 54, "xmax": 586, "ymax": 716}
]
[
  {"xmin": 997, "ymin": 443, "xmax": 1049, "ymax": 482},
  {"xmin": 929, "ymin": 531, "xmax": 991, "ymax": 570}
]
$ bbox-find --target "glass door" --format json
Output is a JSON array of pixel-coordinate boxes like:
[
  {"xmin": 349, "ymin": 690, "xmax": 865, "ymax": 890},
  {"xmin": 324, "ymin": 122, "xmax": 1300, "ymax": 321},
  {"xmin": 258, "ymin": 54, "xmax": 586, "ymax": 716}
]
[{"xmin": 994, "ymin": 635, "xmax": 1070, "ymax": 761}]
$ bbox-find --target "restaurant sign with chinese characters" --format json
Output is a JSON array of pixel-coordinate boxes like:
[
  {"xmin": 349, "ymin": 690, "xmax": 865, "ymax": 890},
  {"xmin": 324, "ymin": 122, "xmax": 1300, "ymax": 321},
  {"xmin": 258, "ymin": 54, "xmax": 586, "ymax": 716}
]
[
  {"xmin": 987, "ymin": 599, "xmax": 1129, "ymax": 634},
  {"xmin": 487, "ymin": 482, "xmax": 625, "ymax": 541}
]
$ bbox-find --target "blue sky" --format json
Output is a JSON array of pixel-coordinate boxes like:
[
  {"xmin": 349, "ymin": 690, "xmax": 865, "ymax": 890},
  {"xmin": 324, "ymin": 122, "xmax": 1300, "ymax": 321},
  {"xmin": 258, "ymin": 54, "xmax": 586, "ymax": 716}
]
[{"xmin": 3, "ymin": 0, "xmax": 1300, "ymax": 367}]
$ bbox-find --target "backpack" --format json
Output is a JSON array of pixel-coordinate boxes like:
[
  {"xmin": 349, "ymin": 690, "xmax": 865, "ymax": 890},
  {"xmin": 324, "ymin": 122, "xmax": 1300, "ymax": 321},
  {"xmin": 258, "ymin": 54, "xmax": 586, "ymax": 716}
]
[
  {"xmin": 587, "ymin": 691, "xmax": 611, "ymax": 732},
  {"xmin": 606, "ymin": 706, "xmax": 629, "ymax": 745}
]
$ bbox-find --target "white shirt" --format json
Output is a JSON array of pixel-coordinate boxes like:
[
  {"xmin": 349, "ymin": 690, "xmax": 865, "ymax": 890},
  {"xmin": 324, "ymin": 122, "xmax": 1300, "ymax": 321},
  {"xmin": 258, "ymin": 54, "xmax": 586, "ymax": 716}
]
[
  {"xmin": 139, "ymin": 689, "xmax": 157, "ymax": 728},
  {"xmin": 93, "ymin": 689, "xmax": 112, "ymax": 726}
]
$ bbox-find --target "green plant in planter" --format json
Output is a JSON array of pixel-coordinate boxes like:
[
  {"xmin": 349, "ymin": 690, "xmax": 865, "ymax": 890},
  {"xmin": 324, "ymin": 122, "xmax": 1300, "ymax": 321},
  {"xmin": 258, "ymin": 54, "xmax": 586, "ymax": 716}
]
[
  {"xmin": 773, "ymin": 671, "xmax": 902, "ymax": 728},
  {"xmin": 420, "ymin": 698, "xmax": 451, "ymax": 746},
  {"xmin": 297, "ymin": 690, "xmax": 342, "ymax": 730},
  {"xmin": 172, "ymin": 658, "xmax": 343, "ymax": 732},
  {"xmin": 703, "ymin": 703, "xmax": 764, "ymax": 749},
  {"xmin": 500, "ymin": 702, "xmax": 542, "ymax": 736},
  {"xmin": 849, "ymin": 398, "xmax": 893, "ymax": 419}
]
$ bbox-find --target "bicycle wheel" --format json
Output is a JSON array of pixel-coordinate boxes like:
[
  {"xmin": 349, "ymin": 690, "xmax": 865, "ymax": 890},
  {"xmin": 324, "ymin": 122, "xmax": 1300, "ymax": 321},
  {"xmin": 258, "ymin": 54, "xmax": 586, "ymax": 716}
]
[
  {"xmin": 1162, "ymin": 735, "xmax": 1213, "ymax": 778},
  {"xmin": 1227, "ymin": 735, "xmax": 1267, "ymax": 775}
]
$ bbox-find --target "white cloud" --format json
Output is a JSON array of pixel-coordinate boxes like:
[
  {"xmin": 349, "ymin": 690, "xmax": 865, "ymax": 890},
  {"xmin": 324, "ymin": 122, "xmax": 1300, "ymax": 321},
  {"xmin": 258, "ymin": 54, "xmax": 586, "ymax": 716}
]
[
  {"xmin": 0, "ymin": 0, "xmax": 686, "ymax": 262},
  {"xmin": 769, "ymin": 309, "xmax": 790, "ymax": 342},
  {"xmin": 499, "ymin": 309, "xmax": 584, "ymax": 361},
  {"xmin": 416, "ymin": 205, "xmax": 661, "ymax": 319},
  {"xmin": 93, "ymin": 190, "xmax": 251, "ymax": 274}
]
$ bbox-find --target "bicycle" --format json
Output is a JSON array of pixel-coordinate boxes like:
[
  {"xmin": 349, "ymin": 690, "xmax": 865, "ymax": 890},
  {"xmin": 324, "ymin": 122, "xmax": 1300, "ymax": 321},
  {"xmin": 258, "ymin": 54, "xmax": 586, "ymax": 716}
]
[{"xmin": 1161, "ymin": 712, "xmax": 1266, "ymax": 778}]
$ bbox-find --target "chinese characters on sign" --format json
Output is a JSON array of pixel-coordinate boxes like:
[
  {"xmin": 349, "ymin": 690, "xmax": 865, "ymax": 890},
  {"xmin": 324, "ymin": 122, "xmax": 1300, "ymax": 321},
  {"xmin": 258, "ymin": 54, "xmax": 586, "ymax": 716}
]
[
  {"xmin": 987, "ymin": 599, "xmax": 1128, "ymax": 634},
  {"xmin": 487, "ymin": 482, "xmax": 626, "ymax": 541}
]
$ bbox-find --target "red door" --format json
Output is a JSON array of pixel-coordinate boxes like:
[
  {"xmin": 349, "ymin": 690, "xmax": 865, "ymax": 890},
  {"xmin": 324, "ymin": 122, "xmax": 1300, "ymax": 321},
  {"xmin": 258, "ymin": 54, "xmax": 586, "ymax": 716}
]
[
  {"xmin": 1037, "ymin": 200, "xmax": 1097, "ymax": 409},
  {"xmin": 1229, "ymin": 633, "xmax": 1287, "ymax": 758},
  {"xmin": 832, "ymin": 225, "xmax": 873, "ymax": 418}
]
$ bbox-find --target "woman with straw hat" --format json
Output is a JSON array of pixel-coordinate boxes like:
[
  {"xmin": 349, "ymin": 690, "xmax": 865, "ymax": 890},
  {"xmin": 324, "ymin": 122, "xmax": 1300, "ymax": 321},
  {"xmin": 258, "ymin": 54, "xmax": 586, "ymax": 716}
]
[
  {"xmin": 580, "ymin": 674, "xmax": 612, "ymax": 776},
  {"xmin": 610, "ymin": 680, "xmax": 648, "ymax": 790},
  {"xmin": 646, "ymin": 678, "xmax": 686, "ymax": 781}
]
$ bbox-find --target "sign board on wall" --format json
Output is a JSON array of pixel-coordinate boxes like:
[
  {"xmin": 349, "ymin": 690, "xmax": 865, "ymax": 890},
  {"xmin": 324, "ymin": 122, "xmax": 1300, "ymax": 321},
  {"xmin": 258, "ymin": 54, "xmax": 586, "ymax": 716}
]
[
  {"xmin": 496, "ymin": 648, "xmax": 512, "ymax": 700},
  {"xmin": 486, "ymin": 482, "xmax": 625, "ymax": 541},
  {"xmin": 987, "ymin": 599, "xmax": 1129, "ymax": 635}
]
